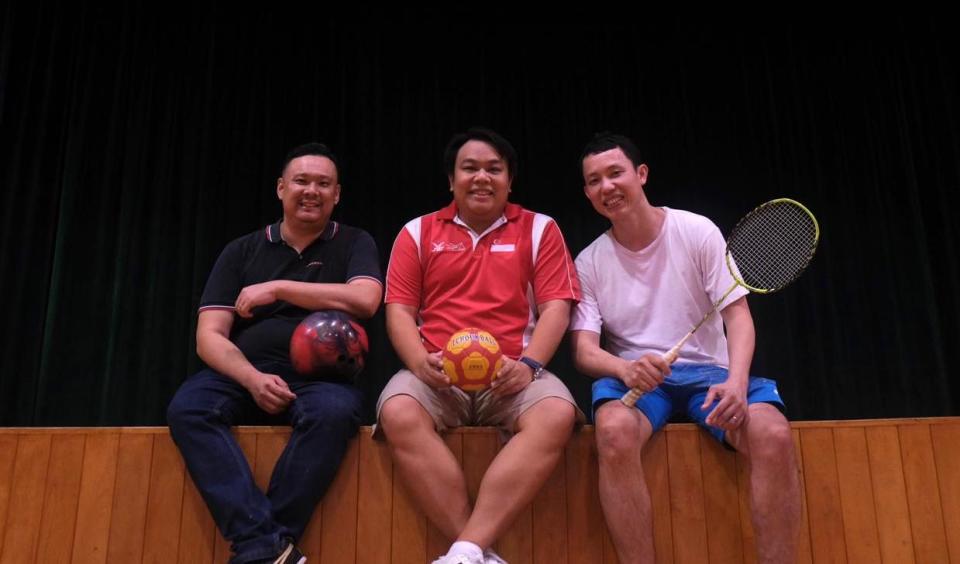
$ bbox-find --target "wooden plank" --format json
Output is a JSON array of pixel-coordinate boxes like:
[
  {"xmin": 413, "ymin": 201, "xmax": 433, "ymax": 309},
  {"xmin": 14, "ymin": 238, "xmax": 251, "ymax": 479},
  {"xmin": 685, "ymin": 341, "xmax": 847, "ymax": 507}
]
[
  {"xmin": 699, "ymin": 433, "xmax": 743, "ymax": 563},
  {"xmin": 237, "ymin": 429, "xmax": 259, "ymax": 467},
  {"xmin": 791, "ymin": 429, "xmax": 813, "ymax": 564},
  {"xmin": 463, "ymin": 433, "xmax": 522, "ymax": 563},
  {"xmin": 791, "ymin": 417, "xmax": 960, "ymax": 428},
  {"xmin": 35, "ymin": 434, "xmax": 86, "ymax": 564},
  {"xmin": 425, "ymin": 432, "xmax": 464, "ymax": 561},
  {"xmin": 106, "ymin": 433, "xmax": 155, "ymax": 562},
  {"xmin": 866, "ymin": 426, "xmax": 915, "ymax": 563},
  {"xmin": 71, "ymin": 431, "xmax": 120, "ymax": 564},
  {"xmin": 930, "ymin": 422, "xmax": 960, "ymax": 563},
  {"xmin": 253, "ymin": 431, "xmax": 287, "ymax": 491},
  {"xmin": 833, "ymin": 427, "xmax": 882, "ymax": 563},
  {"xmin": 176, "ymin": 469, "xmax": 216, "ymax": 563},
  {"xmin": 142, "ymin": 433, "xmax": 186, "ymax": 564},
  {"xmin": 462, "ymin": 431, "xmax": 497, "ymax": 504},
  {"xmin": 643, "ymin": 431, "xmax": 672, "ymax": 564},
  {"xmin": 798, "ymin": 427, "xmax": 846, "ymax": 563},
  {"xmin": 665, "ymin": 428, "xmax": 708, "ymax": 564},
  {"xmin": 392, "ymin": 463, "xmax": 429, "ymax": 564},
  {"xmin": 601, "ymin": 525, "xmax": 618, "ymax": 564},
  {"xmin": 298, "ymin": 504, "xmax": 323, "ymax": 563},
  {"xmin": 499, "ymin": 493, "xmax": 533, "ymax": 564},
  {"xmin": 1, "ymin": 434, "xmax": 52, "ymax": 564},
  {"xmin": 1, "ymin": 421, "xmax": 956, "ymax": 564},
  {"xmin": 565, "ymin": 431, "xmax": 603, "ymax": 564},
  {"xmin": 735, "ymin": 449, "xmax": 757, "ymax": 564},
  {"xmin": 899, "ymin": 424, "xmax": 949, "ymax": 564},
  {"xmin": 0, "ymin": 435, "xmax": 19, "ymax": 559},
  {"xmin": 532, "ymin": 453, "xmax": 567, "ymax": 564},
  {"xmin": 356, "ymin": 430, "xmax": 394, "ymax": 564},
  {"xmin": 319, "ymin": 436, "xmax": 359, "ymax": 563}
]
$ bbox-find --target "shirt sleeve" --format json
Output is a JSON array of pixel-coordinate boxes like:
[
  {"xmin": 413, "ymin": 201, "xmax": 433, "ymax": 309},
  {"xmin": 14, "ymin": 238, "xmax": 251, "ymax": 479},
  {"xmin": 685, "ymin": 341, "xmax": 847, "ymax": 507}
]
[
  {"xmin": 384, "ymin": 225, "xmax": 423, "ymax": 307},
  {"xmin": 569, "ymin": 248, "xmax": 603, "ymax": 334},
  {"xmin": 198, "ymin": 239, "xmax": 244, "ymax": 312},
  {"xmin": 532, "ymin": 219, "xmax": 581, "ymax": 305},
  {"xmin": 346, "ymin": 229, "xmax": 384, "ymax": 285}
]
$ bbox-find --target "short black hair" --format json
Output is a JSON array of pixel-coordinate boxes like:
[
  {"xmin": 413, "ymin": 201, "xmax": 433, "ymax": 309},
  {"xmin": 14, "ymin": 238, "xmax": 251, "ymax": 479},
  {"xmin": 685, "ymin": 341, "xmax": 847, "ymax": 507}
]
[
  {"xmin": 280, "ymin": 142, "xmax": 339, "ymax": 177},
  {"xmin": 580, "ymin": 132, "xmax": 644, "ymax": 169},
  {"xmin": 443, "ymin": 127, "xmax": 518, "ymax": 180}
]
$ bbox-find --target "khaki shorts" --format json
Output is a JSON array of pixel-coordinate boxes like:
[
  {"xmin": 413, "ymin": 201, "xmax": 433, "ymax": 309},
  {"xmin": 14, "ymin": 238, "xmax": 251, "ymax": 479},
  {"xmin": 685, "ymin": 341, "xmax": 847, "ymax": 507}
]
[{"xmin": 375, "ymin": 368, "xmax": 584, "ymax": 439}]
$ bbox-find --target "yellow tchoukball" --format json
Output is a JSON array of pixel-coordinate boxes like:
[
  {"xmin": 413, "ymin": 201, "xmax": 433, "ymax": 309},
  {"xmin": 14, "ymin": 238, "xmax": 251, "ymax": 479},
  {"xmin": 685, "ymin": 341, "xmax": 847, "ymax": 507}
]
[{"xmin": 441, "ymin": 328, "xmax": 504, "ymax": 391}]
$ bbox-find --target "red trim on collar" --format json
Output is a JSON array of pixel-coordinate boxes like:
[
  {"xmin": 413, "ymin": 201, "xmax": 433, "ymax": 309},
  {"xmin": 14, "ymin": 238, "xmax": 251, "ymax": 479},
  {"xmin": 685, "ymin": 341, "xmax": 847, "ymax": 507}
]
[{"xmin": 324, "ymin": 221, "xmax": 339, "ymax": 240}]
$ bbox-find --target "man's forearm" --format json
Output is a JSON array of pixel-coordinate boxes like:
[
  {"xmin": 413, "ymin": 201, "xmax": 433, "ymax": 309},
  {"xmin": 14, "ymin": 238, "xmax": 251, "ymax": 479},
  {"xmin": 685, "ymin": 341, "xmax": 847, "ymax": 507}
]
[
  {"xmin": 386, "ymin": 304, "xmax": 430, "ymax": 371},
  {"xmin": 722, "ymin": 299, "xmax": 756, "ymax": 385},
  {"xmin": 197, "ymin": 332, "xmax": 262, "ymax": 389},
  {"xmin": 573, "ymin": 340, "xmax": 628, "ymax": 379},
  {"xmin": 274, "ymin": 279, "xmax": 381, "ymax": 319},
  {"xmin": 522, "ymin": 300, "xmax": 571, "ymax": 365}
]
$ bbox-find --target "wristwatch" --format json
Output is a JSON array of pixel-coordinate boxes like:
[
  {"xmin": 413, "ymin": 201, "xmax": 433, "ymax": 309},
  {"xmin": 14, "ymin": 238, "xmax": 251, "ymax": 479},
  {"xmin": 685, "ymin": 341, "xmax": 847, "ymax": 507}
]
[{"xmin": 518, "ymin": 356, "xmax": 544, "ymax": 380}]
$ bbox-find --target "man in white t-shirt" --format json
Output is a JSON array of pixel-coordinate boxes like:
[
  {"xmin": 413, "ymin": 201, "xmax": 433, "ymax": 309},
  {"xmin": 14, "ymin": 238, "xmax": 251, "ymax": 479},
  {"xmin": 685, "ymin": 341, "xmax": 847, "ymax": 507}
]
[{"xmin": 569, "ymin": 133, "xmax": 801, "ymax": 563}]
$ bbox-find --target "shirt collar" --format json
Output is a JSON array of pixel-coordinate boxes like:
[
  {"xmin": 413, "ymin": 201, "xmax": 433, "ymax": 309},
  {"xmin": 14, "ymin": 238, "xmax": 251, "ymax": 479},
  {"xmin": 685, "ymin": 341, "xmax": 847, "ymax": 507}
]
[
  {"xmin": 436, "ymin": 201, "xmax": 522, "ymax": 223},
  {"xmin": 266, "ymin": 220, "xmax": 338, "ymax": 244}
]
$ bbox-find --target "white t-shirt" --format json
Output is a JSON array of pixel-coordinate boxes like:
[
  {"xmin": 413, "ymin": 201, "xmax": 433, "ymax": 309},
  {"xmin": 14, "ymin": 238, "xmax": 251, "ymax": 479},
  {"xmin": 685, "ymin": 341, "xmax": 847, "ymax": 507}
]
[{"xmin": 570, "ymin": 207, "xmax": 747, "ymax": 367}]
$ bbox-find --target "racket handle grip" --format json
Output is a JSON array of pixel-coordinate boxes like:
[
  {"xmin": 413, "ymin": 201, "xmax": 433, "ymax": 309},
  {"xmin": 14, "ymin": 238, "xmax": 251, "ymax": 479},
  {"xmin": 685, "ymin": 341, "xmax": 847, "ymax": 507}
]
[
  {"xmin": 620, "ymin": 339, "xmax": 685, "ymax": 407},
  {"xmin": 621, "ymin": 387, "xmax": 643, "ymax": 407},
  {"xmin": 662, "ymin": 345, "xmax": 681, "ymax": 365}
]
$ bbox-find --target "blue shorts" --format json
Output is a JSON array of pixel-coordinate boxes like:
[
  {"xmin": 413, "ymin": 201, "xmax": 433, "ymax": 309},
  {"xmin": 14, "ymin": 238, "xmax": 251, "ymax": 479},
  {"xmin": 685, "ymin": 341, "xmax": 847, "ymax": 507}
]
[{"xmin": 592, "ymin": 363, "xmax": 785, "ymax": 445}]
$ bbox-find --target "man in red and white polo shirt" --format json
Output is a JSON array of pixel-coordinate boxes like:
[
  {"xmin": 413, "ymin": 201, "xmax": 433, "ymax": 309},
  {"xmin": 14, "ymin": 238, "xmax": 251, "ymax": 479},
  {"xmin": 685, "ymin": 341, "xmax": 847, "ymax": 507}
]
[{"xmin": 376, "ymin": 128, "xmax": 583, "ymax": 564}]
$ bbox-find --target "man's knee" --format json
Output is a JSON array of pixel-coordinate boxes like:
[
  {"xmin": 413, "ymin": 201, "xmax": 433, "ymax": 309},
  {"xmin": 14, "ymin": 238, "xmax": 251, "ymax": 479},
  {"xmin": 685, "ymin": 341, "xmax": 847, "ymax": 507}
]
[
  {"xmin": 746, "ymin": 406, "xmax": 795, "ymax": 462},
  {"xmin": 166, "ymin": 386, "xmax": 204, "ymax": 434},
  {"xmin": 517, "ymin": 398, "xmax": 576, "ymax": 446},
  {"xmin": 294, "ymin": 386, "xmax": 362, "ymax": 435},
  {"xmin": 595, "ymin": 403, "xmax": 648, "ymax": 462},
  {"xmin": 379, "ymin": 395, "xmax": 434, "ymax": 441},
  {"xmin": 524, "ymin": 397, "xmax": 576, "ymax": 428}
]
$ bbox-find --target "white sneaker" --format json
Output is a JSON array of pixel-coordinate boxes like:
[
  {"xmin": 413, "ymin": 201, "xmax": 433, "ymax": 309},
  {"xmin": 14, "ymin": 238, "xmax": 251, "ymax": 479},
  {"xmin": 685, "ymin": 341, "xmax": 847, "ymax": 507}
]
[
  {"xmin": 431, "ymin": 553, "xmax": 484, "ymax": 564},
  {"xmin": 272, "ymin": 539, "xmax": 307, "ymax": 564},
  {"xmin": 483, "ymin": 548, "xmax": 508, "ymax": 563}
]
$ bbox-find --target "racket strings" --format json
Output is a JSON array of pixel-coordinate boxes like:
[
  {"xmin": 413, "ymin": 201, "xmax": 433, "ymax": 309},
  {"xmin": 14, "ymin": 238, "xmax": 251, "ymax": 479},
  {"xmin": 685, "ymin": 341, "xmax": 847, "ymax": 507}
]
[{"xmin": 727, "ymin": 201, "xmax": 817, "ymax": 292}]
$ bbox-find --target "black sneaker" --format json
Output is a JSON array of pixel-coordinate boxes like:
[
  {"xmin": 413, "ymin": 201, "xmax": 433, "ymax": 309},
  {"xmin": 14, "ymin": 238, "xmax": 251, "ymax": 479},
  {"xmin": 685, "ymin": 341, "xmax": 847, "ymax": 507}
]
[{"xmin": 273, "ymin": 540, "xmax": 306, "ymax": 564}]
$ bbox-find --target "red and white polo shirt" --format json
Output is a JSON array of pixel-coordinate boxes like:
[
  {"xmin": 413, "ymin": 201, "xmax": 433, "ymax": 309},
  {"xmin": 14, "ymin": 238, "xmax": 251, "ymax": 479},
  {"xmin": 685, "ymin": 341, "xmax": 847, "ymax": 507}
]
[{"xmin": 385, "ymin": 202, "xmax": 580, "ymax": 358}]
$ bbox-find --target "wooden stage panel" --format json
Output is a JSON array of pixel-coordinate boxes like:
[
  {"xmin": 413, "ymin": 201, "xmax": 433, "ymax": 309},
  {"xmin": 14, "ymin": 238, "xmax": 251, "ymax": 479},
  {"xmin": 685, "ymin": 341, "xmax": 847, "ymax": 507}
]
[{"xmin": 0, "ymin": 418, "xmax": 956, "ymax": 563}]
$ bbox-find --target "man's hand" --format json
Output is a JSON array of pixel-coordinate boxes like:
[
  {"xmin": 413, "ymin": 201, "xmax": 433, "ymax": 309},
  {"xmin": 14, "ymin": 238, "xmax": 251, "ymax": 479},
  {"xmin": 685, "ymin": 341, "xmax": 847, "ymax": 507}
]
[
  {"xmin": 246, "ymin": 373, "xmax": 297, "ymax": 414},
  {"xmin": 235, "ymin": 281, "xmax": 281, "ymax": 318},
  {"xmin": 413, "ymin": 351, "xmax": 451, "ymax": 389},
  {"xmin": 701, "ymin": 379, "xmax": 748, "ymax": 430},
  {"xmin": 491, "ymin": 357, "xmax": 534, "ymax": 397},
  {"xmin": 618, "ymin": 353, "xmax": 670, "ymax": 393}
]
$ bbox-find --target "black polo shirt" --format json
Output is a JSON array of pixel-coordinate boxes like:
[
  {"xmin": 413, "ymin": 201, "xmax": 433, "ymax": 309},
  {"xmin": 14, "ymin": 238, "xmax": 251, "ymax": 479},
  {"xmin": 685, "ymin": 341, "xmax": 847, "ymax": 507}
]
[{"xmin": 199, "ymin": 220, "xmax": 382, "ymax": 365}]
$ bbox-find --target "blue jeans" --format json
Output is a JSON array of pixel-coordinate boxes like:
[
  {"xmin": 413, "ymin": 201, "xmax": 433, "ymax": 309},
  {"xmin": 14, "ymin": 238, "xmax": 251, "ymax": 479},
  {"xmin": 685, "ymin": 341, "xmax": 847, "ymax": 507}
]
[{"xmin": 167, "ymin": 363, "xmax": 363, "ymax": 564}]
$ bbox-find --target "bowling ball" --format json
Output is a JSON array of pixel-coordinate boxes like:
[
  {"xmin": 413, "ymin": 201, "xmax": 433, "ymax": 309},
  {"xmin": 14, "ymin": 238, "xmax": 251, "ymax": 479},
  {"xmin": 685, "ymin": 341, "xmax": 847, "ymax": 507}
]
[{"xmin": 290, "ymin": 310, "xmax": 368, "ymax": 380}]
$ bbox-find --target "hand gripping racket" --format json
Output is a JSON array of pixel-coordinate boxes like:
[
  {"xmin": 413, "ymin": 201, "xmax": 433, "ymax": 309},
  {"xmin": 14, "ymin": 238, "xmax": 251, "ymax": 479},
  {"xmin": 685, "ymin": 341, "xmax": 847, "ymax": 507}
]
[{"xmin": 621, "ymin": 198, "xmax": 820, "ymax": 406}]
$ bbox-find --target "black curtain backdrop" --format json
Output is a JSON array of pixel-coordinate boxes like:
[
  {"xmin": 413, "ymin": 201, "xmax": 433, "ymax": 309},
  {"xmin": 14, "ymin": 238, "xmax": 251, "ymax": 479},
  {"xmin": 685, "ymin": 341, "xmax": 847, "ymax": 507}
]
[{"xmin": 2, "ymin": 9, "xmax": 957, "ymax": 425}]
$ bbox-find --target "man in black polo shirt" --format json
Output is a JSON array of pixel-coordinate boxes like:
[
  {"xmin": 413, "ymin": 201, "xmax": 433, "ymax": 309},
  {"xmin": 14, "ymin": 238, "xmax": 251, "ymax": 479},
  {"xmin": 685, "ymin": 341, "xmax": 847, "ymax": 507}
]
[{"xmin": 167, "ymin": 143, "xmax": 382, "ymax": 564}]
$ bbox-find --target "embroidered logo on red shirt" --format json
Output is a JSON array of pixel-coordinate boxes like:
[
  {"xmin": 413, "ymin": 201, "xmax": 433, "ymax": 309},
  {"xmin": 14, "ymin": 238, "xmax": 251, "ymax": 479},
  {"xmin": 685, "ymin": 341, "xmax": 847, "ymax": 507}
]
[{"xmin": 431, "ymin": 241, "xmax": 467, "ymax": 253}]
